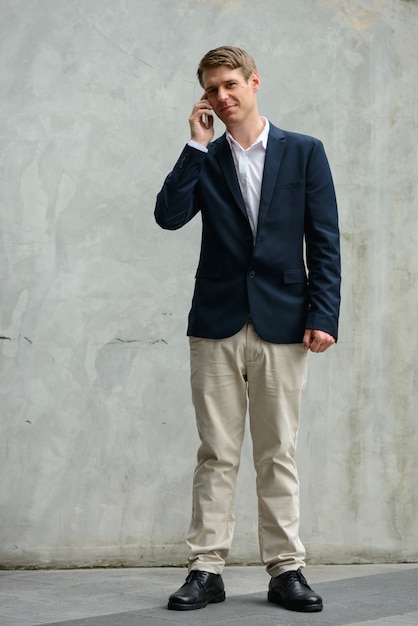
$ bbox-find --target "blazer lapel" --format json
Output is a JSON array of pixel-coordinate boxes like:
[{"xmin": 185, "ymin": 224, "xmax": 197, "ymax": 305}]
[
  {"xmin": 212, "ymin": 126, "xmax": 286, "ymax": 229},
  {"xmin": 214, "ymin": 135, "xmax": 248, "ymax": 219},
  {"xmin": 257, "ymin": 125, "xmax": 285, "ymax": 234}
]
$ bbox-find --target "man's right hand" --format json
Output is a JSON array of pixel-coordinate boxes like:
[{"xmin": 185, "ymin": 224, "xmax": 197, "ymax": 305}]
[{"xmin": 188, "ymin": 95, "xmax": 214, "ymax": 147}]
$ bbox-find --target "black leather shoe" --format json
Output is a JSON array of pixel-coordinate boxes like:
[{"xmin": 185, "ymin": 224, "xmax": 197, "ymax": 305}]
[
  {"xmin": 168, "ymin": 570, "xmax": 225, "ymax": 611},
  {"xmin": 268, "ymin": 568, "xmax": 323, "ymax": 612}
]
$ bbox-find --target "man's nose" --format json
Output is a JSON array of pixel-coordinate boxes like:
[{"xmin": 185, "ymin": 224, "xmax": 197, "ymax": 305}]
[{"xmin": 217, "ymin": 87, "xmax": 228, "ymax": 101}]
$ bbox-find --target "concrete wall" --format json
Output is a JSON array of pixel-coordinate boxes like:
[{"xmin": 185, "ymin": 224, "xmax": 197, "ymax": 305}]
[{"xmin": 1, "ymin": 0, "xmax": 417, "ymax": 568}]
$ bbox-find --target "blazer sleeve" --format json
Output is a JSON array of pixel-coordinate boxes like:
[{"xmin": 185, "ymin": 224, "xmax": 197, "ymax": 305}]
[
  {"xmin": 304, "ymin": 139, "xmax": 341, "ymax": 339},
  {"xmin": 154, "ymin": 145, "xmax": 207, "ymax": 230}
]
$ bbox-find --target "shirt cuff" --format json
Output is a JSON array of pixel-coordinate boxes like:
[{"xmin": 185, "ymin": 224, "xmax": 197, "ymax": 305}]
[{"xmin": 188, "ymin": 140, "xmax": 208, "ymax": 153}]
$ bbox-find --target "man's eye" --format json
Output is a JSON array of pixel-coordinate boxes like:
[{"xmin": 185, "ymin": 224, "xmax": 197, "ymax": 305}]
[{"xmin": 227, "ymin": 83, "xmax": 236, "ymax": 88}]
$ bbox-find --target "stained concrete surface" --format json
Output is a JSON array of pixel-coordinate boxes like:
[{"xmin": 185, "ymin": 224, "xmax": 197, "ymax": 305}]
[{"xmin": 1, "ymin": 565, "xmax": 418, "ymax": 626}]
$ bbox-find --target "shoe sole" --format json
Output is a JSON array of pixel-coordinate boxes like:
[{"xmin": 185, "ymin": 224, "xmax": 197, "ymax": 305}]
[
  {"xmin": 168, "ymin": 591, "xmax": 226, "ymax": 611},
  {"xmin": 268, "ymin": 591, "xmax": 323, "ymax": 612}
]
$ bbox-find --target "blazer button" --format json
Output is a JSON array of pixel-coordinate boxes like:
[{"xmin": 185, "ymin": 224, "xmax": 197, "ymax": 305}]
[{"xmin": 248, "ymin": 271, "xmax": 256, "ymax": 278}]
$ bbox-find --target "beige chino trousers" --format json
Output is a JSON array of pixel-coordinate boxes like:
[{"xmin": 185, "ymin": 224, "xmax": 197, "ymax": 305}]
[{"xmin": 187, "ymin": 319, "xmax": 308, "ymax": 578}]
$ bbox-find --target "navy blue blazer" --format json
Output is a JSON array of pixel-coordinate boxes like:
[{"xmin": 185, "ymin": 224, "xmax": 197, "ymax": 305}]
[{"xmin": 155, "ymin": 123, "xmax": 341, "ymax": 344}]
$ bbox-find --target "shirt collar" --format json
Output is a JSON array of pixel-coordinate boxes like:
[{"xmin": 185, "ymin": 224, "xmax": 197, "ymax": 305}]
[{"xmin": 226, "ymin": 117, "xmax": 269, "ymax": 151}]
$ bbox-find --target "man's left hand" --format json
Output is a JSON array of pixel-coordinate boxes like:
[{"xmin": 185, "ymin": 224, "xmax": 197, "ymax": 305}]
[{"xmin": 303, "ymin": 329, "xmax": 335, "ymax": 353}]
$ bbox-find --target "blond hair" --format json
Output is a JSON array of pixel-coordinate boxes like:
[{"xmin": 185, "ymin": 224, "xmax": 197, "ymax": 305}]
[{"xmin": 197, "ymin": 46, "xmax": 258, "ymax": 87}]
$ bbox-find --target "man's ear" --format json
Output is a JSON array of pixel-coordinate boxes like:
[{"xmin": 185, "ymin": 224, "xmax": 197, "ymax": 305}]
[{"xmin": 251, "ymin": 72, "xmax": 261, "ymax": 93}]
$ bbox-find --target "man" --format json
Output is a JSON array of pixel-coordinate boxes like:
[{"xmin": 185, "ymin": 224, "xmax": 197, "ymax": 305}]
[{"xmin": 155, "ymin": 46, "xmax": 340, "ymax": 613}]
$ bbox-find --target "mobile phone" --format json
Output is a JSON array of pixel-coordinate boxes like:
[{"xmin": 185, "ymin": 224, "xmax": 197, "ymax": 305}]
[{"xmin": 202, "ymin": 113, "xmax": 212, "ymax": 129}]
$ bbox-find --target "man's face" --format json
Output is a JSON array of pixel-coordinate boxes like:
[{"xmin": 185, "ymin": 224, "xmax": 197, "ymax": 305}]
[{"xmin": 202, "ymin": 66, "xmax": 260, "ymax": 128}]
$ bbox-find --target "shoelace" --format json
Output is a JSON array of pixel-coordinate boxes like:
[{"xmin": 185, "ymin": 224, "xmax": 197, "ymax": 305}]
[
  {"xmin": 186, "ymin": 571, "xmax": 210, "ymax": 588},
  {"xmin": 283, "ymin": 570, "xmax": 312, "ymax": 591}
]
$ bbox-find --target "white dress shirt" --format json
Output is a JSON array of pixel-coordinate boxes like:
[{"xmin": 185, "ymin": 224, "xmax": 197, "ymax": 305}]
[
  {"xmin": 226, "ymin": 117, "xmax": 269, "ymax": 243},
  {"xmin": 188, "ymin": 117, "xmax": 269, "ymax": 244}
]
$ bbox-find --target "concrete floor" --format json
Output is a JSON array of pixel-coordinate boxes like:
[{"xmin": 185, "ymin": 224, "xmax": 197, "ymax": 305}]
[{"xmin": 1, "ymin": 563, "xmax": 417, "ymax": 625}]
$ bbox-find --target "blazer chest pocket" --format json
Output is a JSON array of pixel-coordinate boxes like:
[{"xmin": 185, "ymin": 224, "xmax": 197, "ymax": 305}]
[
  {"xmin": 195, "ymin": 265, "xmax": 222, "ymax": 279},
  {"xmin": 283, "ymin": 268, "xmax": 307, "ymax": 284},
  {"xmin": 276, "ymin": 181, "xmax": 304, "ymax": 191}
]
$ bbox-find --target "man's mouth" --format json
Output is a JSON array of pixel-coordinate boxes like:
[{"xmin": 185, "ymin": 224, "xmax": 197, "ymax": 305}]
[{"xmin": 221, "ymin": 104, "xmax": 236, "ymax": 114}]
